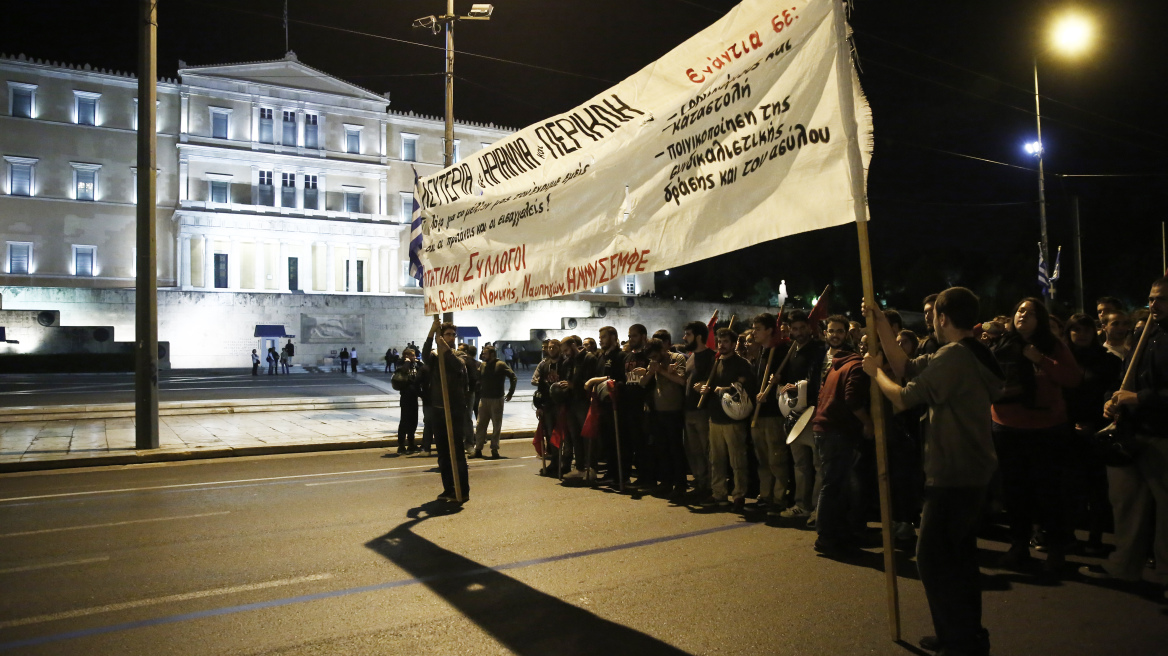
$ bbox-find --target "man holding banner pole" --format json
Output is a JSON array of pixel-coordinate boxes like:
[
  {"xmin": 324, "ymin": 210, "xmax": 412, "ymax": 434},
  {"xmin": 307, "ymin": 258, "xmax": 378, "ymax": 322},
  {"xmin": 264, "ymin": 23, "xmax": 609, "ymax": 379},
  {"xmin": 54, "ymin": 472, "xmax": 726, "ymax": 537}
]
[
  {"xmin": 422, "ymin": 318, "xmax": 470, "ymax": 503},
  {"xmin": 586, "ymin": 326, "xmax": 628, "ymax": 488},
  {"xmin": 749, "ymin": 312, "xmax": 790, "ymax": 511}
]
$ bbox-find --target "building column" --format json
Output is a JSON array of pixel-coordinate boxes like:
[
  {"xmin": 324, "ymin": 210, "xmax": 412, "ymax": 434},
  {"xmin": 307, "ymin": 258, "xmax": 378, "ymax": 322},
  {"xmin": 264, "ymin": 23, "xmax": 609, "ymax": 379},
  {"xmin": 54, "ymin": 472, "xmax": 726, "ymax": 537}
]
[
  {"xmin": 387, "ymin": 246, "xmax": 399, "ymax": 294},
  {"xmin": 370, "ymin": 245, "xmax": 380, "ymax": 294},
  {"xmin": 203, "ymin": 235, "xmax": 214, "ymax": 289},
  {"xmin": 295, "ymin": 168, "xmax": 305, "ymax": 210},
  {"xmin": 178, "ymin": 154, "xmax": 189, "ymax": 201},
  {"xmin": 253, "ymin": 240, "xmax": 265, "ymax": 291},
  {"xmin": 325, "ymin": 242, "xmax": 336, "ymax": 293},
  {"xmin": 307, "ymin": 242, "xmax": 317, "ymax": 292},
  {"xmin": 348, "ymin": 244, "xmax": 358, "ymax": 293},
  {"xmin": 179, "ymin": 235, "xmax": 192, "ymax": 289},
  {"xmin": 229, "ymin": 239, "xmax": 241, "ymax": 291},
  {"xmin": 273, "ymin": 166, "xmax": 282, "ymax": 210},
  {"xmin": 279, "ymin": 241, "xmax": 290, "ymax": 292},
  {"xmin": 250, "ymin": 101, "xmax": 259, "ymax": 148}
]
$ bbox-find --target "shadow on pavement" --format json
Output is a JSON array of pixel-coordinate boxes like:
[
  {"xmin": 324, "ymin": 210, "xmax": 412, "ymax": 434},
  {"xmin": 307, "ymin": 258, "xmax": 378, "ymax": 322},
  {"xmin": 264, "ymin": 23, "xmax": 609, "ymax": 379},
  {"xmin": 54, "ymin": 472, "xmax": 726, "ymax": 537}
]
[{"xmin": 364, "ymin": 500, "xmax": 691, "ymax": 656}]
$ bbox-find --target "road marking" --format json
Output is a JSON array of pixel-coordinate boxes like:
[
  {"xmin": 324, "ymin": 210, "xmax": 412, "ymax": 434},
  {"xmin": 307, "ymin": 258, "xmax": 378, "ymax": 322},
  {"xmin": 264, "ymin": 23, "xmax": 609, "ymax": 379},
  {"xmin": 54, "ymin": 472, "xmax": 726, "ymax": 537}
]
[
  {"xmin": 0, "ymin": 465, "xmax": 440, "ymax": 503},
  {"xmin": 305, "ymin": 463, "xmax": 526, "ymax": 487},
  {"xmin": 0, "ymin": 523, "xmax": 753, "ymax": 650},
  {"xmin": 0, "ymin": 573, "xmax": 332, "ymax": 629},
  {"xmin": 0, "ymin": 556, "xmax": 109, "ymax": 574},
  {"xmin": 0, "ymin": 511, "xmax": 230, "ymax": 538},
  {"xmin": 0, "ymin": 382, "xmax": 375, "ymax": 396}
]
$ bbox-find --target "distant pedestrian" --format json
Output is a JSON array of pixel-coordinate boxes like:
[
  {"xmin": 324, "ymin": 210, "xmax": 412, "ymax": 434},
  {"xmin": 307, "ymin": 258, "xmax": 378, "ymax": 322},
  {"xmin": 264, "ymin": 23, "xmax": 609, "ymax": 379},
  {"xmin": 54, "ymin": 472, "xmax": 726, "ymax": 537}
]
[
  {"xmin": 474, "ymin": 344, "xmax": 517, "ymax": 459},
  {"xmin": 266, "ymin": 347, "xmax": 279, "ymax": 375},
  {"xmin": 385, "ymin": 347, "xmax": 394, "ymax": 373},
  {"xmin": 284, "ymin": 340, "xmax": 295, "ymax": 367},
  {"xmin": 280, "ymin": 345, "xmax": 290, "ymax": 374},
  {"xmin": 251, "ymin": 349, "xmax": 260, "ymax": 376},
  {"xmin": 350, "ymin": 347, "xmax": 359, "ymax": 373},
  {"xmin": 503, "ymin": 345, "xmax": 516, "ymax": 370},
  {"xmin": 339, "ymin": 347, "xmax": 350, "ymax": 373}
]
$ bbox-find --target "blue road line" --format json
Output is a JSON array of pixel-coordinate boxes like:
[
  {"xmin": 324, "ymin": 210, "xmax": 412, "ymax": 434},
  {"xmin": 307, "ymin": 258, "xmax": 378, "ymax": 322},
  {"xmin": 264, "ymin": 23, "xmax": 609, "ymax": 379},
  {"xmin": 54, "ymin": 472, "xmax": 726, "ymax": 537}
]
[{"xmin": 0, "ymin": 522, "xmax": 754, "ymax": 651}]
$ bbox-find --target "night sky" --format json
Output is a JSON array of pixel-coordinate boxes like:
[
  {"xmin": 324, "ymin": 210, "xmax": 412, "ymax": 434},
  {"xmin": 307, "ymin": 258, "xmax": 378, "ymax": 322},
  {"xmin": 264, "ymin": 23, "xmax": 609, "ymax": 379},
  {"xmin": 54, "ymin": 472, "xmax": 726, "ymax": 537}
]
[{"xmin": 3, "ymin": 0, "xmax": 1166, "ymax": 319}]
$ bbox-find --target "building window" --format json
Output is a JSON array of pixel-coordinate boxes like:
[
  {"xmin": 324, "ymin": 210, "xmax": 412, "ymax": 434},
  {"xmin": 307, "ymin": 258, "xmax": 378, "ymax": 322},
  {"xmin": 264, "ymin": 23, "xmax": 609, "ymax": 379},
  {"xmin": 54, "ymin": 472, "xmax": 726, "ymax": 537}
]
[
  {"xmin": 74, "ymin": 91, "xmax": 100, "ymax": 126},
  {"xmin": 210, "ymin": 180, "xmax": 229, "ymax": 204},
  {"xmin": 304, "ymin": 175, "xmax": 318, "ymax": 210},
  {"xmin": 344, "ymin": 126, "xmax": 361, "ymax": 154},
  {"xmin": 281, "ymin": 172, "xmax": 296, "ymax": 208},
  {"xmin": 258, "ymin": 170, "xmax": 274, "ymax": 206},
  {"xmin": 401, "ymin": 134, "xmax": 417, "ymax": 162},
  {"xmin": 214, "ymin": 253, "xmax": 229, "ymax": 288},
  {"xmin": 258, "ymin": 108, "xmax": 273, "ymax": 144},
  {"xmin": 5, "ymin": 157, "xmax": 36, "ymax": 196},
  {"xmin": 304, "ymin": 114, "xmax": 319, "ymax": 149},
  {"xmin": 9, "ymin": 83, "xmax": 36, "ymax": 118},
  {"xmin": 344, "ymin": 190, "xmax": 361, "ymax": 213},
  {"xmin": 73, "ymin": 245, "xmax": 96, "ymax": 277},
  {"xmin": 625, "ymin": 275, "xmax": 636, "ymax": 295},
  {"xmin": 282, "ymin": 110, "xmax": 296, "ymax": 145},
  {"xmin": 210, "ymin": 108, "xmax": 230, "ymax": 139},
  {"xmin": 7, "ymin": 242, "xmax": 31, "ymax": 275},
  {"xmin": 400, "ymin": 193, "xmax": 414, "ymax": 221},
  {"xmin": 71, "ymin": 163, "xmax": 101, "ymax": 201}
]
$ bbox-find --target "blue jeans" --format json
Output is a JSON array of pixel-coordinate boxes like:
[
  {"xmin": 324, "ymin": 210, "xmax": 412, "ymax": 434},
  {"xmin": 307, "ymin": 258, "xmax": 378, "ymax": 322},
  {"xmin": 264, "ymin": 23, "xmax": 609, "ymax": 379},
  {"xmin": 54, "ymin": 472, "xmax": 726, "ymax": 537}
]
[{"xmin": 815, "ymin": 431, "xmax": 859, "ymax": 543}]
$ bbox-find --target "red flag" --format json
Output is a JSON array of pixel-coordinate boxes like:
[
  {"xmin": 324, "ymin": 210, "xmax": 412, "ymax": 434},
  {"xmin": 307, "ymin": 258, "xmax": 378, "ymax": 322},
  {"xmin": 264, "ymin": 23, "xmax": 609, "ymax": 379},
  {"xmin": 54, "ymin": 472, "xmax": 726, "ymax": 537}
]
[
  {"xmin": 550, "ymin": 406, "xmax": 568, "ymax": 448},
  {"xmin": 806, "ymin": 285, "xmax": 832, "ymax": 338},
  {"xmin": 532, "ymin": 422, "xmax": 545, "ymax": 457},
  {"xmin": 706, "ymin": 309, "xmax": 719, "ymax": 351},
  {"xmin": 581, "ymin": 394, "xmax": 601, "ymax": 440}
]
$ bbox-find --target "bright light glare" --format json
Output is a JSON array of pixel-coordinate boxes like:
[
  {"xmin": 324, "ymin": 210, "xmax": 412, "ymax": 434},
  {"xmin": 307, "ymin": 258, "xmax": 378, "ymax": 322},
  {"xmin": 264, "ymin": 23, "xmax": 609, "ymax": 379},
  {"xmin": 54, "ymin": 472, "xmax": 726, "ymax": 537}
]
[
  {"xmin": 1051, "ymin": 14, "xmax": 1093, "ymax": 55},
  {"xmin": 1025, "ymin": 141, "xmax": 1043, "ymax": 156}
]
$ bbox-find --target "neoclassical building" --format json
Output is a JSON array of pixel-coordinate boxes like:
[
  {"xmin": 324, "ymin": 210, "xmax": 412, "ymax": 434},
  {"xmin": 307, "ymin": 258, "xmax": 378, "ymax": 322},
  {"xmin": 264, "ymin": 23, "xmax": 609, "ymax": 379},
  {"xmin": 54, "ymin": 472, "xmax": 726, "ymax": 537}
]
[{"xmin": 0, "ymin": 51, "xmax": 516, "ymax": 296}]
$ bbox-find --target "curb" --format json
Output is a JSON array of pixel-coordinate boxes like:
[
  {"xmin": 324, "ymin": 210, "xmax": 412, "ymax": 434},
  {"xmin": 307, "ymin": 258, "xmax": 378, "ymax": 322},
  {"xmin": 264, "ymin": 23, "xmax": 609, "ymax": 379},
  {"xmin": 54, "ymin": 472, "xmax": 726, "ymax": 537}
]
[{"xmin": 0, "ymin": 431, "xmax": 537, "ymax": 474}]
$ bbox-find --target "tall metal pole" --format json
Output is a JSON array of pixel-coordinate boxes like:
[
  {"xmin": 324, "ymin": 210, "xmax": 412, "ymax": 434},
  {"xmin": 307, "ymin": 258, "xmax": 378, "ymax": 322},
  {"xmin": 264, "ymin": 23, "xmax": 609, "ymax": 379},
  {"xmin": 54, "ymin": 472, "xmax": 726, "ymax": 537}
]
[
  {"xmin": 442, "ymin": 0, "xmax": 455, "ymax": 324},
  {"xmin": 135, "ymin": 0, "xmax": 159, "ymax": 450},
  {"xmin": 1034, "ymin": 59, "xmax": 1051, "ymax": 309},
  {"xmin": 1071, "ymin": 195, "xmax": 1084, "ymax": 313}
]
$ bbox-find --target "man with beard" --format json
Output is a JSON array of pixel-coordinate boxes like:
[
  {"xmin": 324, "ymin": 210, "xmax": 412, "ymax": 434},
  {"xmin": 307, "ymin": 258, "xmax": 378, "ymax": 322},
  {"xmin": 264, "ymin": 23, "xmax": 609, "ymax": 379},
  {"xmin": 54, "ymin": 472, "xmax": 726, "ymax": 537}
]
[
  {"xmin": 422, "ymin": 319, "xmax": 470, "ymax": 503},
  {"xmin": 586, "ymin": 326, "xmax": 628, "ymax": 487},
  {"xmin": 700, "ymin": 327, "xmax": 757, "ymax": 512},
  {"xmin": 644, "ymin": 332, "xmax": 690, "ymax": 498},
  {"xmin": 622, "ymin": 324, "xmax": 653, "ymax": 488},
  {"xmin": 559, "ymin": 335, "xmax": 597, "ymax": 477},
  {"xmin": 750, "ymin": 313, "xmax": 790, "ymax": 512},
  {"xmin": 921, "ymin": 294, "xmax": 942, "ymax": 356},
  {"xmin": 534, "ymin": 339, "xmax": 564, "ymax": 476},
  {"xmin": 683, "ymin": 320, "xmax": 716, "ymax": 502},
  {"xmin": 776, "ymin": 310, "xmax": 829, "ymax": 523},
  {"xmin": 473, "ymin": 344, "xmax": 516, "ymax": 460}
]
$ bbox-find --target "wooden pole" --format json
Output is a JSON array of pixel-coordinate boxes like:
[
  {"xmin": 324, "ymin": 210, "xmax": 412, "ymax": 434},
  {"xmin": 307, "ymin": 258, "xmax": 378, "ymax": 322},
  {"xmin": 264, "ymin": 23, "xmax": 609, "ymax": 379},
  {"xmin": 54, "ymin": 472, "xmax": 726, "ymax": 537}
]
[
  {"xmin": 833, "ymin": 0, "xmax": 899, "ymax": 641},
  {"xmin": 134, "ymin": 0, "xmax": 159, "ymax": 450},
  {"xmin": 611, "ymin": 397, "xmax": 624, "ymax": 492},
  {"xmin": 698, "ymin": 315, "xmax": 735, "ymax": 408},
  {"xmin": 434, "ymin": 316, "xmax": 464, "ymax": 503}
]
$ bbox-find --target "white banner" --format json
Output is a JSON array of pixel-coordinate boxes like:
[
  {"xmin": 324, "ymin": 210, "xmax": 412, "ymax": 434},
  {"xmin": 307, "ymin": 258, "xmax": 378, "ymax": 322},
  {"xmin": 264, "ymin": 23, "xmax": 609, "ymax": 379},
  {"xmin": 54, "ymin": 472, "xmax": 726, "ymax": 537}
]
[{"xmin": 417, "ymin": 0, "xmax": 871, "ymax": 314}]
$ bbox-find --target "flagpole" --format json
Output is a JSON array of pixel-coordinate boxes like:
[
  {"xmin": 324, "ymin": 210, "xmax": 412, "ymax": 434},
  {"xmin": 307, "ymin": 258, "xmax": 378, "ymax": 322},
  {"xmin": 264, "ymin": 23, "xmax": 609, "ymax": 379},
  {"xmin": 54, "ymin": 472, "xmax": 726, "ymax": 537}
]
[{"xmin": 833, "ymin": 0, "xmax": 899, "ymax": 641}]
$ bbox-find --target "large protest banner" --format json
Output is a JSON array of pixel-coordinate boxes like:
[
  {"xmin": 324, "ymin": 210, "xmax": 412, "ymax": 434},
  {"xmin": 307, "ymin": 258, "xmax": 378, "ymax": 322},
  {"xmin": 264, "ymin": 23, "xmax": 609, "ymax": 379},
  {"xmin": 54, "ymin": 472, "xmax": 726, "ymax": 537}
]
[{"xmin": 416, "ymin": 0, "xmax": 872, "ymax": 314}]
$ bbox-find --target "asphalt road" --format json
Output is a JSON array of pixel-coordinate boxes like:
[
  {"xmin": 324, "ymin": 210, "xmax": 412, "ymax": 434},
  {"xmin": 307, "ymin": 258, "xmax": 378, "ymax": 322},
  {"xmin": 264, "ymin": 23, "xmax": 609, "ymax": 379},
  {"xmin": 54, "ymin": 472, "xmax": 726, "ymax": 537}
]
[
  {"xmin": 0, "ymin": 371, "xmax": 539, "ymax": 408},
  {"xmin": 1, "ymin": 444, "xmax": 1166, "ymax": 655}
]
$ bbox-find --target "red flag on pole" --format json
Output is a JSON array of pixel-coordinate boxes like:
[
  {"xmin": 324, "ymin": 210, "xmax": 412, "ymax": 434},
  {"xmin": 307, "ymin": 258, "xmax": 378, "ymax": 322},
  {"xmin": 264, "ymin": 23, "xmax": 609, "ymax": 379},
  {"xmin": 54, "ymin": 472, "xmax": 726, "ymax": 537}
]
[
  {"xmin": 805, "ymin": 285, "xmax": 833, "ymax": 338},
  {"xmin": 706, "ymin": 309, "xmax": 719, "ymax": 350}
]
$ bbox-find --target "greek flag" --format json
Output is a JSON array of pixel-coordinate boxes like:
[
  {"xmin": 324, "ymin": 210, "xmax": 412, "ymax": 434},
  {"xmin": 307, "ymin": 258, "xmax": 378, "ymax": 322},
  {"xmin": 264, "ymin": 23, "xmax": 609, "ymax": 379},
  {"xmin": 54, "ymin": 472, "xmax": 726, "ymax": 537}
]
[
  {"xmin": 408, "ymin": 169, "xmax": 424, "ymax": 284},
  {"xmin": 1037, "ymin": 242, "xmax": 1049, "ymax": 296}
]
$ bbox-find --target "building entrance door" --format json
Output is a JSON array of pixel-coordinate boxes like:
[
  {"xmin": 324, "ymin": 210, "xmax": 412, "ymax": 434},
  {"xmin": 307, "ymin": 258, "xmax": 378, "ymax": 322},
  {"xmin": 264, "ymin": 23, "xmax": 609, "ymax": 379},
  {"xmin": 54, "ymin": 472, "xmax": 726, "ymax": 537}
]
[{"xmin": 288, "ymin": 257, "xmax": 298, "ymax": 291}]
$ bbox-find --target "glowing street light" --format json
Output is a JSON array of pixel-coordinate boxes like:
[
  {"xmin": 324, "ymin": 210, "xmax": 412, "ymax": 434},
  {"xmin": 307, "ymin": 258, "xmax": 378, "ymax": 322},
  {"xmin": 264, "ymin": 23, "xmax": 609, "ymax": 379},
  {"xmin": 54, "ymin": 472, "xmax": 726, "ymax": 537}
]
[
  {"xmin": 1051, "ymin": 13, "xmax": 1094, "ymax": 56},
  {"xmin": 1024, "ymin": 141, "xmax": 1043, "ymax": 156}
]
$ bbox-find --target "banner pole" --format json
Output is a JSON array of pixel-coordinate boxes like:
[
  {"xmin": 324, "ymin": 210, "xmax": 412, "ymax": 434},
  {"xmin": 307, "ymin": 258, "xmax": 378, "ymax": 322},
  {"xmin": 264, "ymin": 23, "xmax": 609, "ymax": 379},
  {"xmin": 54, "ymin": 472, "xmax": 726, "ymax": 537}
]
[
  {"xmin": 698, "ymin": 315, "xmax": 736, "ymax": 409},
  {"xmin": 832, "ymin": 0, "xmax": 899, "ymax": 641},
  {"xmin": 434, "ymin": 315, "xmax": 464, "ymax": 503}
]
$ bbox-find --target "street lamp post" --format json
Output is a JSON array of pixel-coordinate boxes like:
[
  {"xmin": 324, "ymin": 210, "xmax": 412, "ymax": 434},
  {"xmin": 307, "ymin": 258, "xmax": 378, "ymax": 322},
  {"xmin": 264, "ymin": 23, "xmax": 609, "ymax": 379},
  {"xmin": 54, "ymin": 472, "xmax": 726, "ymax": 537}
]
[{"xmin": 1032, "ymin": 58, "xmax": 1050, "ymax": 307}]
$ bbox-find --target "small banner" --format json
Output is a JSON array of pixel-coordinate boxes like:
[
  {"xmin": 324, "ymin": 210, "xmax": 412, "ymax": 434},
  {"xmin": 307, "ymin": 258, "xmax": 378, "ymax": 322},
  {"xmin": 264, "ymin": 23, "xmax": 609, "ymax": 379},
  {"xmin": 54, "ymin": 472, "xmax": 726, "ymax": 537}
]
[{"xmin": 417, "ymin": 0, "xmax": 871, "ymax": 313}]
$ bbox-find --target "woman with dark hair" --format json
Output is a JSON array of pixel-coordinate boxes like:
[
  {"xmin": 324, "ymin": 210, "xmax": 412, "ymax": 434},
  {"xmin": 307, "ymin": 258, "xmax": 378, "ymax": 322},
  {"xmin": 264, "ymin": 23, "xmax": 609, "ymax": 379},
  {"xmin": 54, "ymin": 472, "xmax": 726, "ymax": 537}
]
[
  {"xmin": 991, "ymin": 298, "xmax": 1083, "ymax": 572},
  {"xmin": 1063, "ymin": 313, "xmax": 1122, "ymax": 554}
]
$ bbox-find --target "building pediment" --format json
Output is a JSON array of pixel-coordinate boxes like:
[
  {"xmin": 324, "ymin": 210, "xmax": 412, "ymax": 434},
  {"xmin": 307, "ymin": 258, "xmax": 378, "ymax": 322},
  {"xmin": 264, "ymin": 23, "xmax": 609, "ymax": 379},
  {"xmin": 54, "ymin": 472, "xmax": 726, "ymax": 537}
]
[{"xmin": 179, "ymin": 53, "xmax": 388, "ymax": 104}]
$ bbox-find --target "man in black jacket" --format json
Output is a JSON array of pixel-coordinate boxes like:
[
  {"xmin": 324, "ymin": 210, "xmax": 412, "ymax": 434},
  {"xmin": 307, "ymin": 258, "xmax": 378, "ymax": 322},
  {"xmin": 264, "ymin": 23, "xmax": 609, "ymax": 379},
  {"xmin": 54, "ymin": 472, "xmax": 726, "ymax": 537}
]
[
  {"xmin": 700, "ymin": 327, "xmax": 757, "ymax": 512},
  {"xmin": 777, "ymin": 310, "xmax": 828, "ymax": 522},
  {"xmin": 1081, "ymin": 277, "xmax": 1168, "ymax": 594},
  {"xmin": 423, "ymin": 318, "xmax": 470, "ymax": 502},
  {"xmin": 474, "ymin": 344, "xmax": 516, "ymax": 460}
]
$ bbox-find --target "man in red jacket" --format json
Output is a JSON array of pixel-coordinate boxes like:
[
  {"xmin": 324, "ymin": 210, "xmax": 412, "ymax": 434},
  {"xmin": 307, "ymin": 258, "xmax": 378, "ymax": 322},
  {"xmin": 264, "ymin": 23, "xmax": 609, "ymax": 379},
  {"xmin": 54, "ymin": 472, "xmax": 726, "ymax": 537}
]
[{"xmin": 810, "ymin": 316, "xmax": 873, "ymax": 555}]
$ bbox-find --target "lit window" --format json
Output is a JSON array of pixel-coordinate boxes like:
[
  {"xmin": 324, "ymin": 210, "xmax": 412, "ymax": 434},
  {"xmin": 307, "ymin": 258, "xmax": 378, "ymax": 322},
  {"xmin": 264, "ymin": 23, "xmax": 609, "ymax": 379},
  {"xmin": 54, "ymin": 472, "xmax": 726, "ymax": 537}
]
[
  {"xmin": 282, "ymin": 110, "xmax": 297, "ymax": 145},
  {"xmin": 74, "ymin": 246, "xmax": 96, "ymax": 277},
  {"xmin": 9, "ymin": 83, "xmax": 36, "ymax": 118},
  {"xmin": 304, "ymin": 114, "xmax": 319, "ymax": 149},
  {"xmin": 74, "ymin": 91, "xmax": 100, "ymax": 125},
  {"xmin": 304, "ymin": 175, "xmax": 318, "ymax": 210},
  {"xmin": 71, "ymin": 163, "xmax": 100, "ymax": 201},
  {"xmin": 211, "ymin": 109, "xmax": 229, "ymax": 139},
  {"xmin": 5, "ymin": 157, "xmax": 36, "ymax": 196},
  {"xmin": 7, "ymin": 242, "xmax": 31, "ymax": 275},
  {"xmin": 625, "ymin": 275, "xmax": 636, "ymax": 295},
  {"xmin": 258, "ymin": 108, "xmax": 273, "ymax": 144},
  {"xmin": 345, "ymin": 128, "xmax": 360, "ymax": 154},
  {"xmin": 258, "ymin": 170, "xmax": 274, "ymax": 206},
  {"xmin": 344, "ymin": 191, "xmax": 361, "ymax": 213},
  {"xmin": 400, "ymin": 192, "xmax": 414, "ymax": 221},
  {"xmin": 281, "ymin": 172, "xmax": 296, "ymax": 208},
  {"xmin": 210, "ymin": 180, "xmax": 229, "ymax": 204},
  {"xmin": 401, "ymin": 135, "xmax": 417, "ymax": 162}
]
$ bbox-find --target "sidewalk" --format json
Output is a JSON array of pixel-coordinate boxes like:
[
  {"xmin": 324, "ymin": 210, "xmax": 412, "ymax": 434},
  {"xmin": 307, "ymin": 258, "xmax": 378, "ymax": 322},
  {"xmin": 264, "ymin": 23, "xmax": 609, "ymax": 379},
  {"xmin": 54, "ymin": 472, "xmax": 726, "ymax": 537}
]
[{"xmin": 0, "ymin": 400, "xmax": 539, "ymax": 473}]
